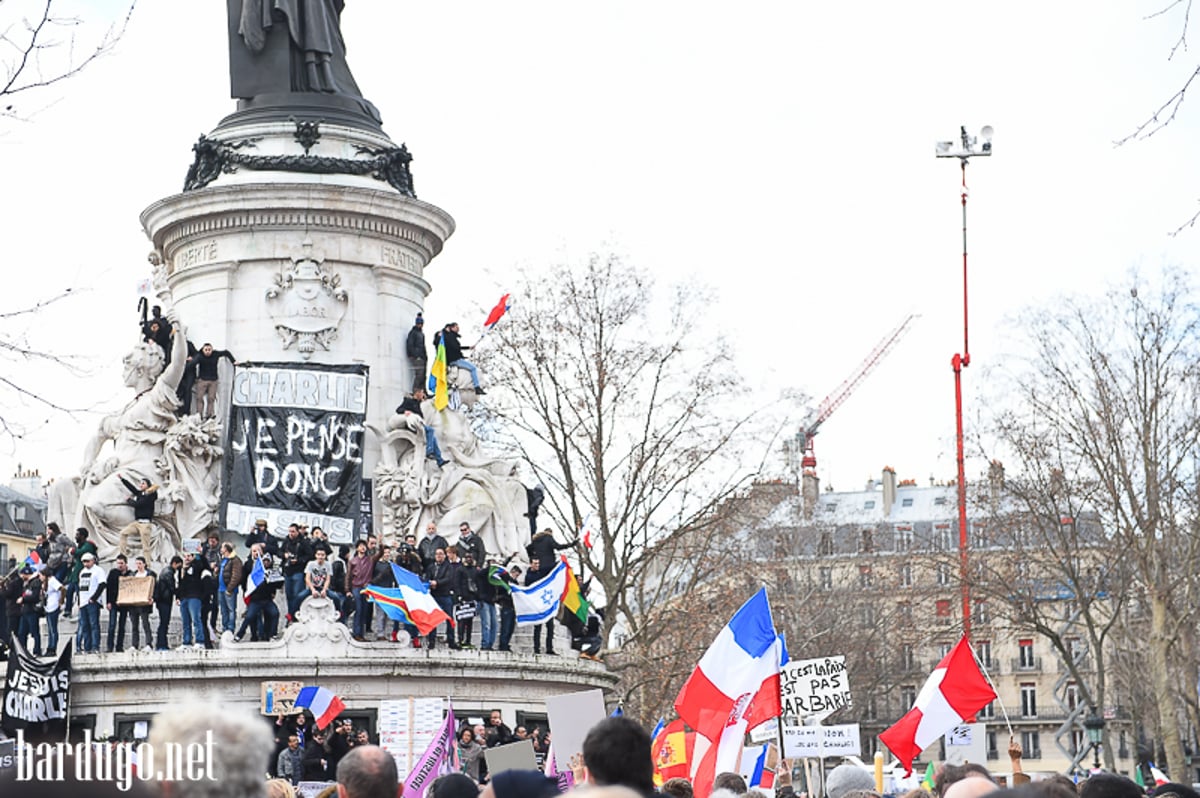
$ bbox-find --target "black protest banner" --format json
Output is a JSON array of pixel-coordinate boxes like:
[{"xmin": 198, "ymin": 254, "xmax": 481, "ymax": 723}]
[
  {"xmin": 223, "ymin": 363, "xmax": 369, "ymax": 544},
  {"xmin": 1, "ymin": 639, "xmax": 71, "ymax": 743}
]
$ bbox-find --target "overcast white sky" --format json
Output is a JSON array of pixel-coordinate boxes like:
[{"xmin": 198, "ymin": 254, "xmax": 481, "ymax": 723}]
[{"xmin": 1, "ymin": 0, "xmax": 1198, "ymax": 495}]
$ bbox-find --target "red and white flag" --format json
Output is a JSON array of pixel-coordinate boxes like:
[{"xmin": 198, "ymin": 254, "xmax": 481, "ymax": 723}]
[
  {"xmin": 878, "ymin": 635, "xmax": 996, "ymax": 775},
  {"xmin": 674, "ymin": 589, "xmax": 785, "ymax": 798},
  {"xmin": 483, "ymin": 293, "xmax": 511, "ymax": 329}
]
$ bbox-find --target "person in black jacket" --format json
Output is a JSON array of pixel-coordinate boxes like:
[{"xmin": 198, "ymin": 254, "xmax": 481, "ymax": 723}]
[
  {"xmin": 438, "ymin": 322, "xmax": 485, "ymax": 394},
  {"xmin": 280, "ymin": 524, "xmax": 313, "ymax": 622},
  {"xmin": 424, "ymin": 547, "xmax": 456, "ymax": 649},
  {"xmin": 495, "ymin": 564, "xmax": 521, "ymax": 652},
  {"xmin": 14, "ymin": 568, "xmax": 44, "ymax": 656},
  {"xmin": 176, "ymin": 552, "xmax": 212, "ymax": 649},
  {"xmin": 117, "ymin": 474, "xmax": 158, "ymax": 558},
  {"xmin": 154, "ymin": 556, "xmax": 181, "ymax": 650},
  {"xmin": 396, "ymin": 390, "xmax": 448, "ymax": 466},
  {"xmin": 104, "ymin": 554, "xmax": 131, "ymax": 652},
  {"xmin": 418, "ymin": 522, "xmax": 449, "ymax": 571},
  {"xmin": 406, "ymin": 314, "xmax": 427, "ymax": 393},
  {"xmin": 454, "ymin": 552, "xmax": 482, "ymax": 649},
  {"xmin": 186, "ymin": 343, "xmax": 237, "ymax": 419},
  {"xmin": 526, "ymin": 558, "xmax": 556, "ymax": 655},
  {"xmin": 245, "ymin": 518, "xmax": 280, "ymax": 557},
  {"xmin": 526, "ymin": 529, "xmax": 576, "ymax": 570},
  {"xmin": 238, "ymin": 546, "xmax": 281, "ymax": 642}
]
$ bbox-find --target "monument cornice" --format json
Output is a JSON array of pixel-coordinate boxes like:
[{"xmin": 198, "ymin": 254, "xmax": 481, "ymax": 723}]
[{"xmin": 141, "ymin": 183, "xmax": 456, "ymax": 264}]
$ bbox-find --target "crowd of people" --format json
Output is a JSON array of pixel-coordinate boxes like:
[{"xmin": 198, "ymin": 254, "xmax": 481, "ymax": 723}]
[{"xmin": 0, "ymin": 518, "xmax": 600, "ymax": 659}]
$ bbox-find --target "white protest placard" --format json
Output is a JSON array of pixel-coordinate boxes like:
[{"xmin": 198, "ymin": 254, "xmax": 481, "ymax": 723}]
[
  {"xmin": 780, "ymin": 656, "xmax": 852, "ymax": 722},
  {"xmin": 782, "ymin": 723, "xmax": 861, "ymax": 758},
  {"xmin": 545, "ymin": 689, "xmax": 607, "ymax": 771},
  {"xmin": 749, "ymin": 718, "xmax": 778, "ymax": 744},
  {"xmin": 944, "ymin": 722, "xmax": 987, "ymax": 765},
  {"xmin": 484, "ymin": 739, "xmax": 539, "ymax": 776}
]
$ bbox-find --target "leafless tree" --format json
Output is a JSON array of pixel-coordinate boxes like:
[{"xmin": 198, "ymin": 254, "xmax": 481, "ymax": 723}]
[
  {"xmin": 1, "ymin": 0, "xmax": 134, "ymax": 120},
  {"xmin": 1120, "ymin": 0, "xmax": 1200, "ymax": 234},
  {"xmin": 474, "ymin": 253, "xmax": 771, "ymax": 705},
  {"xmin": 987, "ymin": 268, "xmax": 1200, "ymax": 775}
]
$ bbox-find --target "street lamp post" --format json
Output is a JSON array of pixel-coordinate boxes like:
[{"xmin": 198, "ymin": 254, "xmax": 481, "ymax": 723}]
[
  {"xmin": 935, "ymin": 125, "xmax": 992, "ymax": 641},
  {"xmin": 1084, "ymin": 708, "xmax": 1106, "ymax": 770}
]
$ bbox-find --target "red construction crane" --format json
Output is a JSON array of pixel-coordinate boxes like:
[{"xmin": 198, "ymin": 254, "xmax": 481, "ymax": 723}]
[{"xmin": 789, "ymin": 313, "xmax": 919, "ymax": 472}]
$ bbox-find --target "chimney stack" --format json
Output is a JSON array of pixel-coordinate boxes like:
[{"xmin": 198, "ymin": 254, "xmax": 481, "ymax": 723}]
[
  {"xmin": 882, "ymin": 466, "xmax": 897, "ymax": 516},
  {"xmin": 802, "ymin": 469, "xmax": 820, "ymax": 520}
]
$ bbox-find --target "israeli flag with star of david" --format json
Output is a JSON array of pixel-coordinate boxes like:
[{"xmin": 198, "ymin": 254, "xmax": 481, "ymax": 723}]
[{"xmin": 511, "ymin": 559, "xmax": 568, "ymax": 625}]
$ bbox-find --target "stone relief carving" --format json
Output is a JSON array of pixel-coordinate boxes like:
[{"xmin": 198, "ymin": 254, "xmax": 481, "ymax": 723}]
[
  {"xmin": 368, "ymin": 367, "xmax": 528, "ymax": 563},
  {"xmin": 266, "ymin": 240, "xmax": 348, "ymax": 359}
]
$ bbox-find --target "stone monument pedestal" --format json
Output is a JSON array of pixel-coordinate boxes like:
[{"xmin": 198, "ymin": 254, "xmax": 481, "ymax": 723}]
[{"xmin": 140, "ymin": 118, "xmax": 455, "ymax": 542}]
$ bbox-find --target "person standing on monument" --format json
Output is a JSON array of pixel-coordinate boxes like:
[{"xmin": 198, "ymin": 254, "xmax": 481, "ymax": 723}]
[
  {"xmin": 75, "ymin": 551, "xmax": 106, "ymax": 653},
  {"xmin": 104, "ymin": 553, "xmax": 131, "ymax": 653},
  {"xmin": 439, "ymin": 322, "xmax": 486, "ymax": 395},
  {"xmin": 186, "ymin": 342, "xmax": 237, "ymax": 420},
  {"xmin": 116, "ymin": 474, "xmax": 158, "ymax": 558},
  {"xmin": 406, "ymin": 314, "xmax": 428, "ymax": 393},
  {"xmin": 281, "ymin": 522, "xmax": 314, "ymax": 622}
]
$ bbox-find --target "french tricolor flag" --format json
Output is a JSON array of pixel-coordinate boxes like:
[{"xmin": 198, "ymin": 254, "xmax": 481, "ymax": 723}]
[
  {"xmin": 243, "ymin": 557, "xmax": 266, "ymax": 604},
  {"xmin": 674, "ymin": 588, "xmax": 786, "ymax": 798},
  {"xmin": 24, "ymin": 551, "xmax": 44, "ymax": 572},
  {"xmin": 294, "ymin": 686, "xmax": 346, "ymax": 731},
  {"xmin": 391, "ymin": 564, "xmax": 455, "ymax": 634},
  {"xmin": 879, "ymin": 635, "xmax": 997, "ymax": 775}
]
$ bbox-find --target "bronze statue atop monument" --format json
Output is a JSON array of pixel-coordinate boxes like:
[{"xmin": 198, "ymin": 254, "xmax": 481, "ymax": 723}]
[{"xmin": 225, "ymin": 0, "xmax": 382, "ymax": 129}]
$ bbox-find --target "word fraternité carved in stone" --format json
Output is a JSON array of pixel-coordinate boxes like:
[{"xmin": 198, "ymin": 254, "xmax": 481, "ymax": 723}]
[{"xmin": 183, "ymin": 134, "xmax": 415, "ymax": 196}]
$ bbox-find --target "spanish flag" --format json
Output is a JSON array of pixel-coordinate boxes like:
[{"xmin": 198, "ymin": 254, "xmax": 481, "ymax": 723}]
[
  {"xmin": 427, "ymin": 334, "xmax": 449, "ymax": 411},
  {"xmin": 560, "ymin": 556, "xmax": 590, "ymax": 625},
  {"xmin": 652, "ymin": 719, "xmax": 691, "ymax": 785}
]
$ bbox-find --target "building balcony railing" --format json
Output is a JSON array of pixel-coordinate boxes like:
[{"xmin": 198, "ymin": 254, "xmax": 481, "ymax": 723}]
[
  {"xmin": 1011, "ymin": 656, "xmax": 1042, "ymax": 671},
  {"xmin": 1027, "ymin": 748, "xmax": 1042, "ymax": 759}
]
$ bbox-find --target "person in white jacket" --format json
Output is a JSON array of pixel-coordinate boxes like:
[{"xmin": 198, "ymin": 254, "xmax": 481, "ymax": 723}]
[{"xmin": 75, "ymin": 553, "xmax": 106, "ymax": 653}]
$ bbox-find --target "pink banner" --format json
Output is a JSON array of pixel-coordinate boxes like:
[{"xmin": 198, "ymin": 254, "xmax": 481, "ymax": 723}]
[{"xmin": 403, "ymin": 707, "xmax": 457, "ymax": 798}]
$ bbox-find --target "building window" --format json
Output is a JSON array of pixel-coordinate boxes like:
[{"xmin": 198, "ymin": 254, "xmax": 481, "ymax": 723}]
[
  {"xmin": 861, "ymin": 529, "xmax": 874, "ymax": 553},
  {"xmin": 973, "ymin": 600, "xmax": 989, "ymax": 626},
  {"xmin": 935, "ymin": 524, "xmax": 953, "ymax": 550},
  {"xmin": 1018, "ymin": 639, "xmax": 1035, "ymax": 669},
  {"xmin": 972, "ymin": 523, "xmax": 988, "ymax": 548},
  {"xmin": 936, "ymin": 563, "xmax": 951, "ymax": 586},
  {"xmin": 859, "ymin": 565, "xmax": 873, "ymax": 587},
  {"xmin": 898, "ymin": 601, "xmax": 913, "ymax": 624},
  {"xmin": 901, "ymin": 685, "xmax": 917, "ymax": 708},
  {"xmin": 862, "ymin": 695, "xmax": 877, "ymax": 721},
  {"xmin": 1020, "ymin": 683, "xmax": 1037, "ymax": 718},
  {"xmin": 902, "ymin": 497, "xmax": 914, "ymax": 508},
  {"xmin": 864, "ymin": 500, "xmax": 876, "ymax": 510},
  {"xmin": 1065, "ymin": 682, "xmax": 1080, "ymax": 711},
  {"xmin": 1021, "ymin": 731, "xmax": 1041, "ymax": 759},
  {"xmin": 935, "ymin": 599, "xmax": 951, "ymax": 618},
  {"xmin": 860, "ymin": 605, "xmax": 875, "ymax": 625},
  {"xmin": 825, "ymin": 503, "xmax": 838, "ymax": 512},
  {"xmin": 819, "ymin": 567, "xmax": 832, "ymax": 591},
  {"xmin": 975, "ymin": 640, "xmax": 992, "ymax": 670},
  {"xmin": 939, "ymin": 642, "xmax": 953, "ymax": 659},
  {"xmin": 1066, "ymin": 637, "xmax": 1085, "ymax": 665},
  {"xmin": 934, "ymin": 496, "xmax": 949, "ymax": 506},
  {"xmin": 979, "ymin": 701, "xmax": 995, "ymax": 719},
  {"xmin": 987, "ymin": 730, "xmax": 998, "ymax": 759},
  {"xmin": 819, "ymin": 532, "xmax": 834, "ymax": 556},
  {"xmin": 901, "ymin": 644, "xmax": 915, "ymax": 671},
  {"xmin": 895, "ymin": 525, "xmax": 912, "ymax": 552},
  {"xmin": 899, "ymin": 563, "xmax": 913, "ymax": 588}
]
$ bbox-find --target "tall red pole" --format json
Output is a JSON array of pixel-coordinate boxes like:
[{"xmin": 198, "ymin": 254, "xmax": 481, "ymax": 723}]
[{"xmin": 954, "ymin": 157, "xmax": 972, "ymax": 641}]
